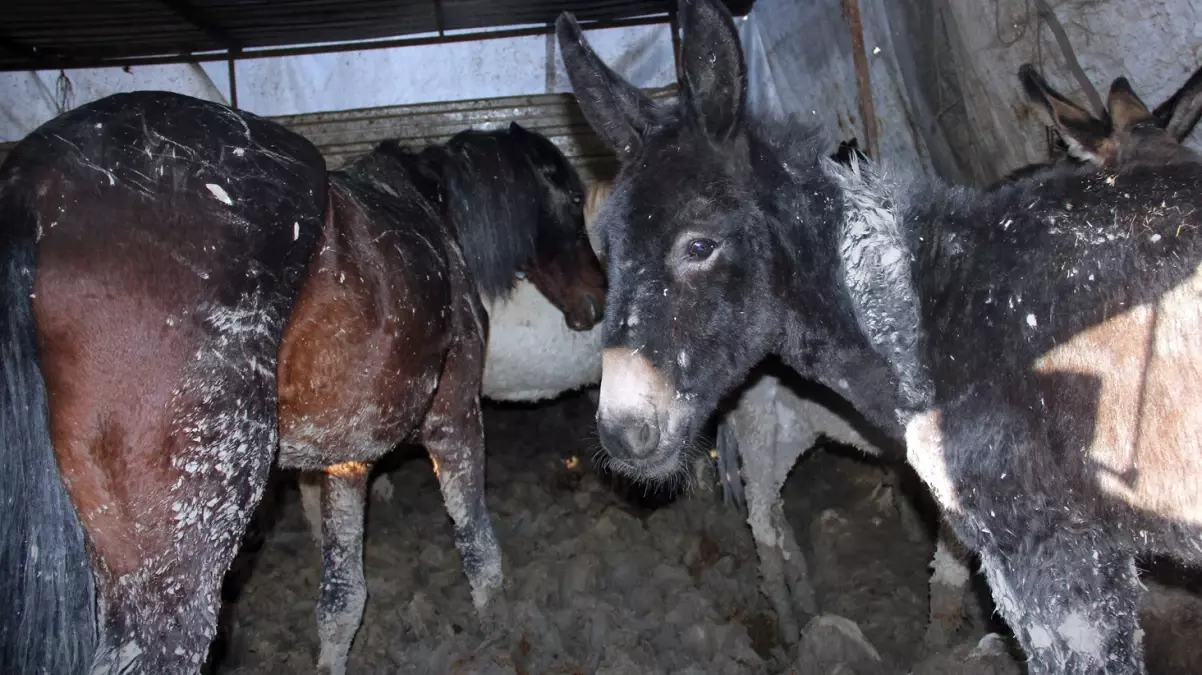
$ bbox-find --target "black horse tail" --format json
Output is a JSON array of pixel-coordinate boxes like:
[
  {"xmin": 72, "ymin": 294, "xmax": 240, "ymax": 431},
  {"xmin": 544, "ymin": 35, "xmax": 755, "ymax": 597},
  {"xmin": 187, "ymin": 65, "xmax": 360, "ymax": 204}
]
[{"xmin": 0, "ymin": 183, "xmax": 97, "ymax": 674}]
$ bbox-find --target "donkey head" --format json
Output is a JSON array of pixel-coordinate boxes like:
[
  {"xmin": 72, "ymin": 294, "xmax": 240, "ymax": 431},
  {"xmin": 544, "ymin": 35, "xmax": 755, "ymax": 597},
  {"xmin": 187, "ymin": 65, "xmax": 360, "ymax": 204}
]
[
  {"xmin": 1019, "ymin": 63, "xmax": 1202, "ymax": 170},
  {"xmin": 558, "ymin": 0, "xmax": 795, "ymax": 479}
]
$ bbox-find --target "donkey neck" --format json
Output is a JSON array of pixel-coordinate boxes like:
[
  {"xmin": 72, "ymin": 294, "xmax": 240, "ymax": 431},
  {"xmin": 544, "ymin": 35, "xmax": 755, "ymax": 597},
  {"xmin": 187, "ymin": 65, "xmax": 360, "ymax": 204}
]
[
  {"xmin": 773, "ymin": 263, "xmax": 907, "ymax": 441},
  {"xmin": 751, "ymin": 147, "xmax": 909, "ymax": 439}
]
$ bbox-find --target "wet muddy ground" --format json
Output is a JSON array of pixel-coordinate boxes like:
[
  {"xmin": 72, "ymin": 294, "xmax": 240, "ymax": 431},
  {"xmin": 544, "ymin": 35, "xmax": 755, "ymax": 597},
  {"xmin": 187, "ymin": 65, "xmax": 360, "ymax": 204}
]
[{"xmin": 207, "ymin": 390, "xmax": 1202, "ymax": 674}]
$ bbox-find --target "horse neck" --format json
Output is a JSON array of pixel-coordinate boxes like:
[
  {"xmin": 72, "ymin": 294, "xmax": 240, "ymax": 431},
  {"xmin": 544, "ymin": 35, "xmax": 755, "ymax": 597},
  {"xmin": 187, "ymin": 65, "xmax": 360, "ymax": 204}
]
[{"xmin": 339, "ymin": 151, "xmax": 413, "ymax": 202}]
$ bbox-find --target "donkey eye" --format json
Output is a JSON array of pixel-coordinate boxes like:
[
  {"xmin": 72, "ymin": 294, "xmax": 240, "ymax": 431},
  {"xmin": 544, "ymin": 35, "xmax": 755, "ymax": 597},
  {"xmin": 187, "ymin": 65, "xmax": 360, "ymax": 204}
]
[
  {"xmin": 686, "ymin": 238, "xmax": 717, "ymax": 260},
  {"xmin": 572, "ymin": 194, "xmax": 583, "ymax": 205}
]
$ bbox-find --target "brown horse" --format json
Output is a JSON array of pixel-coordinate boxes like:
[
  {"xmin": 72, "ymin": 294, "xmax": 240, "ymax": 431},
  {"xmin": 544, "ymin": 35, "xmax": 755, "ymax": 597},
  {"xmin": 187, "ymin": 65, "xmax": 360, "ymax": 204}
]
[
  {"xmin": 0, "ymin": 92, "xmax": 602, "ymax": 675},
  {"xmin": 286, "ymin": 128, "xmax": 603, "ymax": 674}
]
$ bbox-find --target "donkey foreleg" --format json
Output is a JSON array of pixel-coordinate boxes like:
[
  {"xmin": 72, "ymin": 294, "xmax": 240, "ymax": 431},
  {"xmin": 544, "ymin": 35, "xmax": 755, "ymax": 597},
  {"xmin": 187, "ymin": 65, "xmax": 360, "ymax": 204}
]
[
  {"xmin": 977, "ymin": 542, "xmax": 1145, "ymax": 675},
  {"xmin": 315, "ymin": 463, "xmax": 370, "ymax": 675},
  {"xmin": 775, "ymin": 503, "xmax": 818, "ymax": 618},
  {"xmin": 729, "ymin": 374, "xmax": 818, "ymax": 643},
  {"xmin": 922, "ymin": 527, "xmax": 974, "ymax": 650}
]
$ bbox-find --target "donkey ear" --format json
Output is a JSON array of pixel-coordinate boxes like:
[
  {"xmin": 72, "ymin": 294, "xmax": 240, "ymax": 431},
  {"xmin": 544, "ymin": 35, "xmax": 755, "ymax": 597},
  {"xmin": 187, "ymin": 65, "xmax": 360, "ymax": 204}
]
[
  {"xmin": 678, "ymin": 0, "xmax": 746, "ymax": 140},
  {"xmin": 556, "ymin": 12, "xmax": 661, "ymax": 162},
  {"xmin": 1107, "ymin": 77, "xmax": 1152, "ymax": 132},
  {"xmin": 1019, "ymin": 63, "xmax": 1111, "ymax": 164},
  {"xmin": 1152, "ymin": 63, "xmax": 1202, "ymax": 143}
]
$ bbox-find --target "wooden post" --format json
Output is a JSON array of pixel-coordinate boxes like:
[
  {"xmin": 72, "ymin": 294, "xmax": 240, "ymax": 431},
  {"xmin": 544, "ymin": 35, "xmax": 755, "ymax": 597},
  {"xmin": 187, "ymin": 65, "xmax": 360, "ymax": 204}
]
[{"xmin": 840, "ymin": 0, "xmax": 880, "ymax": 160}]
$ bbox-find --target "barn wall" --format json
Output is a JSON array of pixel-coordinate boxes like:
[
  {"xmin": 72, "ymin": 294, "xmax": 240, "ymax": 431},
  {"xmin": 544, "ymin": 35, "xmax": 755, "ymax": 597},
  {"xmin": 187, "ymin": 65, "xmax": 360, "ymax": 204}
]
[{"xmin": 5, "ymin": 1, "xmax": 1199, "ymax": 188}]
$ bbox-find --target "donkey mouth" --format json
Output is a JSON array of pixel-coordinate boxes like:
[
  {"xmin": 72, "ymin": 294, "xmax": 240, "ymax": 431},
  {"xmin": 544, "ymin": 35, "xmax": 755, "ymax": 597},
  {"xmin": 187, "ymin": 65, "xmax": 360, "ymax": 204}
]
[
  {"xmin": 602, "ymin": 445, "xmax": 687, "ymax": 483},
  {"xmin": 597, "ymin": 420, "xmax": 688, "ymax": 482}
]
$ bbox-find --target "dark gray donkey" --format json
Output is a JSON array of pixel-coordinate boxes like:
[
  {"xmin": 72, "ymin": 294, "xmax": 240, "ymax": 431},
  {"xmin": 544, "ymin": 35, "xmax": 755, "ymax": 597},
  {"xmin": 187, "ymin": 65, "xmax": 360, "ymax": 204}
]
[{"xmin": 557, "ymin": 0, "xmax": 1202, "ymax": 672}]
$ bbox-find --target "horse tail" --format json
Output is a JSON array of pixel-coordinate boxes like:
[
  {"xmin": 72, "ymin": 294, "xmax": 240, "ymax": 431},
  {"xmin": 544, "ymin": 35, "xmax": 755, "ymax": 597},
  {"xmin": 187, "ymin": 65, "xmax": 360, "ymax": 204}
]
[{"xmin": 0, "ymin": 183, "xmax": 97, "ymax": 674}]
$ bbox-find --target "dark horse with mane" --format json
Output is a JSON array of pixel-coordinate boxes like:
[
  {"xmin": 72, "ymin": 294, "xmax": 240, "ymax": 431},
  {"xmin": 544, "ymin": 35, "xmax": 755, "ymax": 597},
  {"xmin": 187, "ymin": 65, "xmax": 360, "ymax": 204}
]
[
  {"xmin": 558, "ymin": 1, "xmax": 1202, "ymax": 672},
  {"xmin": 291, "ymin": 123, "xmax": 603, "ymax": 674},
  {"xmin": 0, "ymin": 91, "xmax": 602, "ymax": 675}
]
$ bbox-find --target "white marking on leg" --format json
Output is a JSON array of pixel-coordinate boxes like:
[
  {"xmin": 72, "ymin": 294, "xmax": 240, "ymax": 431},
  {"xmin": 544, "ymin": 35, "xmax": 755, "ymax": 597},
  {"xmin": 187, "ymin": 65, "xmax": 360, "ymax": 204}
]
[
  {"xmin": 1058, "ymin": 611, "xmax": 1105, "ymax": 663},
  {"xmin": 903, "ymin": 409, "xmax": 960, "ymax": 513},
  {"xmin": 930, "ymin": 538, "xmax": 970, "ymax": 587}
]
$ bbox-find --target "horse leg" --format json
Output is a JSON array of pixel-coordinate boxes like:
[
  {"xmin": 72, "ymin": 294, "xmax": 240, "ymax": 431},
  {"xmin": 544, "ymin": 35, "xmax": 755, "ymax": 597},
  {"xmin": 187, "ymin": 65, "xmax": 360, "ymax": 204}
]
[
  {"xmin": 314, "ymin": 463, "xmax": 370, "ymax": 675},
  {"xmin": 976, "ymin": 541, "xmax": 1145, "ymax": 674},
  {"xmin": 922, "ymin": 524, "xmax": 974, "ymax": 650},
  {"xmin": 299, "ymin": 471, "xmax": 323, "ymax": 547},
  {"xmin": 420, "ymin": 340, "xmax": 503, "ymax": 613}
]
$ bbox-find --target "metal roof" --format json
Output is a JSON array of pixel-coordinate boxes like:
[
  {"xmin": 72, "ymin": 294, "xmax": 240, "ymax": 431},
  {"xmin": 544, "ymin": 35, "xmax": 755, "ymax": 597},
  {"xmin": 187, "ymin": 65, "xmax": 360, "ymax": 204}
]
[{"xmin": 0, "ymin": 0, "xmax": 755, "ymax": 72}]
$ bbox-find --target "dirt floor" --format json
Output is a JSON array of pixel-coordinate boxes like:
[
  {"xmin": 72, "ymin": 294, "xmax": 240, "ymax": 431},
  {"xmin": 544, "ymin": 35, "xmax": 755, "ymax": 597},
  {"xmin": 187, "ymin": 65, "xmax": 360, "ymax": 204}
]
[{"xmin": 207, "ymin": 390, "xmax": 1202, "ymax": 674}]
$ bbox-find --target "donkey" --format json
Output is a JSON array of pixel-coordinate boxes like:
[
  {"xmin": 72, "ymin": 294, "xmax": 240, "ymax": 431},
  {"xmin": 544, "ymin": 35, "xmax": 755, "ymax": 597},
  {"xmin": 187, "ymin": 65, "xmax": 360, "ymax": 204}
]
[
  {"xmin": 557, "ymin": 1, "xmax": 1202, "ymax": 673},
  {"xmin": 710, "ymin": 63, "xmax": 1202, "ymax": 649},
  {"xmin": 999, "ymin": 61, "xmax": 1202, "ymax": 185}
]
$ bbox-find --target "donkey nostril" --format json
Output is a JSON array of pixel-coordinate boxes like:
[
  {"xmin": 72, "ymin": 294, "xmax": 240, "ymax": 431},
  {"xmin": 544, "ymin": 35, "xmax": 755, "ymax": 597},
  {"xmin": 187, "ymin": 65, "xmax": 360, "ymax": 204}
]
[
  {"xmin": 622, "ymin": 420, "xmax": 659, "ymax": 459},
  {"xmin": 598, "ymin": 417, "xmax": 660, "ymax": 461}
]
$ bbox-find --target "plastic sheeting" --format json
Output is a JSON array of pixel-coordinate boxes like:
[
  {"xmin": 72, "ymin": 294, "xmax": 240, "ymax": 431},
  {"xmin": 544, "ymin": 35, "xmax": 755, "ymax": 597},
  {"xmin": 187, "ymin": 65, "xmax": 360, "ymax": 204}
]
[
  {"xmin": 2, "ymin": 0, "xmax": 1200, "ymax": 186},
  {"xmin": 738, "ymin": 0, "xmax": 1202, "ymax": 186},
  {"xmin": 739, "ymin": 0, "xmax": 952, "ymax": 178},
  {"xmin": 0, "ymin": 23, "xmax": 675, "ymax": 143}
]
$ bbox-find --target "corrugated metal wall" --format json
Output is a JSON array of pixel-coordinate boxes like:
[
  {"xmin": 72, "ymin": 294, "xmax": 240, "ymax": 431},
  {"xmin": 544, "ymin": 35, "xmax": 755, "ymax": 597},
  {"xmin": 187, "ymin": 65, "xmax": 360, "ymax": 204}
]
[{"xmin": 0, "ymin": 85, "xmax": 676, "ymax": 184}]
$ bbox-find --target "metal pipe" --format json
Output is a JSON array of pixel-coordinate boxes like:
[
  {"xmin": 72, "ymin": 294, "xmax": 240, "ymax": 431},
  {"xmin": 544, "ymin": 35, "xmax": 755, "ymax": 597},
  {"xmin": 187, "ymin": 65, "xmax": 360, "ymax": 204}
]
[{"xmin": 0, "ymin": 15, "xmax": 672, "ymax": 73}]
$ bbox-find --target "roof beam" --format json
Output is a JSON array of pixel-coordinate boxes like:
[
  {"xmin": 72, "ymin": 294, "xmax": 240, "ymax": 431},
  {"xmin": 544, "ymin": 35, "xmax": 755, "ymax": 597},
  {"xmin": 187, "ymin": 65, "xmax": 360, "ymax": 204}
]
[
  {"xmin": 0, "ymin": 11, "xmax": 677, "ymax": 72},
  {"xmin": 156, "ymin": 0, "xmax": 241, "ymax": 50},
  {"xmin": 0, "ymin": 32, "xmax": 39, "ymax": 60}
]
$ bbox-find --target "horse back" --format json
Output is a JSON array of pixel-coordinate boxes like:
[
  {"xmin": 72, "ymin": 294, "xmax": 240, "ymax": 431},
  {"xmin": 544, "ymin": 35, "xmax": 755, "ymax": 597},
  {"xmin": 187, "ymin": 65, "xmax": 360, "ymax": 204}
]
[
  {"xmin": 277, "ymin": 175, "xmax": 482, "ymax": 470},
  {"xmin": 13, "ymin": 90, "xmax": 325, "ymax": 310}
]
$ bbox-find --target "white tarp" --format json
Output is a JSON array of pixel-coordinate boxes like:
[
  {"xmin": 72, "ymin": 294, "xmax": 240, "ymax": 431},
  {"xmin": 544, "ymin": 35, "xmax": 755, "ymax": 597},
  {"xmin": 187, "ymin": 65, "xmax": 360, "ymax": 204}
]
[
  {"xmin": 0, "ymin": 23, "xmax": 676, "ymax": 143},
  {"xmin": 3, "ymin": 0, "xmax": 1199, "ymax": 186}
]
